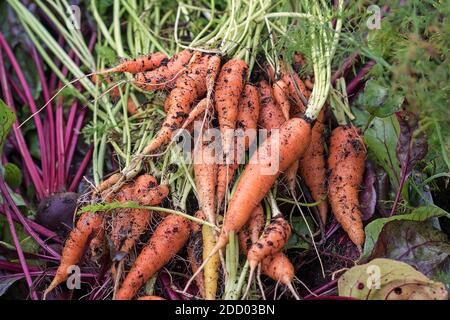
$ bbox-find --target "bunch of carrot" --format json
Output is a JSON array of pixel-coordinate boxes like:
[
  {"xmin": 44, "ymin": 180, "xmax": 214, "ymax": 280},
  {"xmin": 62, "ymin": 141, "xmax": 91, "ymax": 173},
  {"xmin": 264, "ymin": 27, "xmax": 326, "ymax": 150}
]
[{"xmin": 43, "ymin": 0, "xmax": 373, "ymax": 301}]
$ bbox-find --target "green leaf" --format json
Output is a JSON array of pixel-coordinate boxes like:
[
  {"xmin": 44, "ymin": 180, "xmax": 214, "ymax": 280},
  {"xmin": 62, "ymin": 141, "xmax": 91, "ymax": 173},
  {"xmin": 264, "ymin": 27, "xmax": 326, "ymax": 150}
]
[
  {"xmin": 338, "ymin": 258, "xmax": 448, "ymax": 300},
  {"xmin": 95, "ymin": 43, "xmax": 117, "ymax": 66},
  {"xmin": 361, "ymin": 80, "xmax": 404, "ymax": 118},
  {"xmin": 4, "ymin": 163, "xmax": 22, "ymax": 189},
  {"xmin": 361, "ymin": 205, "xmax": 450, "ymax": 261},
  {"xmin": 26, "ymin": 131, "xmax": 40, "ymax": 160},
  {"xmin": 0, "ymin": 99, "xmax": 16, "ymax": 156},
  {"xmin": 0, "ymin": 215, "xmax": 38, "ymax": 254},
  {"xmin": 285, "ymin": 216, "xmax": 313, "ymax": 250},
  {"xmin": 354, "ymin": 109, "xmax": 401, "ymax": 191}
]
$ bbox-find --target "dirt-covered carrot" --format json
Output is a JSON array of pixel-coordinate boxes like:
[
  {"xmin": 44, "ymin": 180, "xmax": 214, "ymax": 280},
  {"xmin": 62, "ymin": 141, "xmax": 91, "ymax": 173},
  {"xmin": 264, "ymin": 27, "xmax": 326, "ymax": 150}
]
[
  {"xmin": 181, "ymin": 56, "xmax": 220, "ymax": 130},
  {"xmin": 44, "ymin": 211, "xmax": 104, "ymax": 297},
  {"xmin": 258, "ymin": 80, "xmax": 298, "ymax": 194},
  {"xmin": 243, "ymin": 213, "xmax": 291, "ymax": 299},
  {"xmin": 257, "ymin": 80, "xmax": 285, "ymax": 131},
  {"xmin": 181, "ymin": 98, "xmax": 208, "ymax": 131},
  {"xmin": 328, "ymin": 125, "xmax": 366, "ymax": 248},
  {"xmin": 237, "ymin": 84, "xmax": 260, "ymax": 149},
  {"xmin": 216, "ymin": 84, "xmax": 260, "ymax": 210},
  {"xmin": 107, "ymin": 52, "xmax": 168, "ymax": 74},
  {"xmin": 247, "ymin": 216, "xmax": 291, "ymax": 270},
  {"xmin": 282, "ymin": 72, "xmax": 309, "ymax": 115},
  {"xmin": 219, "ymin": 118, "xmax": 309, "ymax": 243},
  {"xmin": 111, "ymin": 175, "xmax": 169, "ymax": 255},
  {"xmin": 96, "ymin": 173, "xmax": 123, "ymax": 194},
  {"xmin": 187, "ymin": 211, "xmax": 206, "ymax": 298},
  {"xmin": 142, "ymin": 55, "xmax": 209, "ymax": 155},
  {"xmin": 184, "ymin": 118, "xmax": 311, "ymax": 292},
  {"xmin": 217, "ymin": 117, "xmax": 310, "ymax": 248},
  {"xmin": 265, "ymin": 62, "xmax": 277, "ymax": 83},
  {"xmin": 115, "ymin": 214, "xmax": 190, "ymax": 300},
  {"xmin": 134, "ymin": 50, "xmax": 194, "ymax": 91},
  {"xmin": 134, "ymin": 175, "xmax": 170, "ymax": 207},
  {"xmin": 238, "ymin": 204, "xmax": 265, "ymax": 255},
  {"xmin": 206, "ymin": 55, "xmax": 221, "ymax": 98},
  {"xmin": 193, "ymin": 128, "xmax": 218, "ymax": 225},
  {"xmin": 298, "ymin": 110, "xmax": 328, "ymax": 224},
  {"xmin": 260, "ymin": 252, "xmax": 299, "ymax": 299},
  {"xmin": 305, "ymin": 78, "xmax": 314, "ymax": 91},
  {"xmin": 272, "ymin": 79, "xmax": 290, "ymax": 121},
  {"xmin": 214, "ymin": 59, "xmax": 248, "ymax": 155},
  {"xmin": 193, "ymin": 129, "xmax": 220, "ymax": 300},
  {"xmin": 127, "ymin": 97, "xmax": 138, "ymax": 115},
  {"xmin": 216, "ymin": 163, "xmax": 238, "ymax": 212}
]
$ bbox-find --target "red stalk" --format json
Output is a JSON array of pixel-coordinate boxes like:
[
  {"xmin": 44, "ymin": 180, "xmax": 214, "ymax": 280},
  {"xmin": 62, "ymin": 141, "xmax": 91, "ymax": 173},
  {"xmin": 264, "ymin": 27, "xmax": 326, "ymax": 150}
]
[
  {"xmin": 55, "ymin": 96, "xmax": 65, "ymax": 190},
  {"xmin": 0, "ymin": 34, "xmax": 49, "ymax": 195},
  {"xmin": 65, "ymin": 108, "xmax": 86, "ymax": 177},
  {"xmin": 5, "ymin": 73, "xmax": 27, "ymax": 102},
  {"xmin": 31, "ymin": 47, "xmax": 56, "ymax": 194},
  {"xmin": 0, "ymin": 47, "xmax": 44, "ymax": 198},
  {"xmin": 1, "ymin": 201, "xmax": 38, "ymax": 300},
  {"xmin": 64, "ymin": 100, "xmax": 78, "ymax": 149},
  {"xmin": 68, "ymin": 145, "xmax": 93, "ymax": 192}
]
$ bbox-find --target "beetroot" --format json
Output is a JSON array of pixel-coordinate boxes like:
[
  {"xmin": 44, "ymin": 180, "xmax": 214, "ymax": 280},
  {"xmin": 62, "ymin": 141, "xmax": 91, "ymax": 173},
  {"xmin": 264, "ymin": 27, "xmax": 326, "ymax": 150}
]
[{"xmin": 36, "ymin": 192, "xmax": 78, "ymax": 236}]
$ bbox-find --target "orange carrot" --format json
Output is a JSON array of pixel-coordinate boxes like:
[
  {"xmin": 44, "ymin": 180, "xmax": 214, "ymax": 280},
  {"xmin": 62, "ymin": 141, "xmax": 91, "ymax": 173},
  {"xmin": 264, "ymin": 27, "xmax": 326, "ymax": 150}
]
[
  {"xmin": 214, "ymin": 59, "xmax": 248, "ymax": 155},
  {"xmin": 115, "ymin": 214, "xmax": 190, "ymax": 300},
  {"xmin": 224, "ymin": 118, "xmax": 308, "ymax": 236},
  {"xmin": 44, "ymin": 211, "xmax": 104, "ymax": 297},
  {"xmin": 282, "ymin": 72, "xmax": 309, "ymax": 115},
  {"xmin": 257, "ymin": 80, "xmax": 285, "ymax": 131},
  {"xmin": 108, "ymin": 52, "xmax": 168, "ymax": 74},
  {"xmin": 96, "ymin": 173, "xmax": 123, "ymax": 193},
  {"xmin": 184, "ymin": 118, "xmax": 311, "ymax": 292},
  {"xmin": 258, "ymin": 80, "xmax": 298, "ymax": 194},
  {"xmin": 236, "ymin": 84, "xmax": 260, "ymax": 149},
  {"xmin": 134, "ymin": 50, "xmax": 194, "ymax": 91},
  {"xmin": 216, "ymin": 84, "xmax": 260, "ymax": 210},
  {"xmin": 298, "ymin": 110, "xmax": 328, "ymax": 224},
  {"xmin": 218, "ymin": 118, "xmax": 310, "ymax": 247},
  {"xmin": 328, "ymin": 125, "xmax": 366, "ymax": 248},
  {"xmin": 272, "ymin": 79, "xmax": 290, "ymax": 121},
  {"xmin": 261, "ymin": 252, "xmax": 294, "ymax": 286},
  {"xmin": 238, "ymin": 204, "xmax": 265, "ymax": 255},
  {"xmin": 176, "ymin": 56, "xmax": 219, "ymax": 128},
  {"xmin": 127, "ymin": 97, "xmax": 138, "ymax": 115},
  {"xmin": 242, "ymin": 214, "xmax": 291, "ymax": 298},
  {"xmin": 111, "ymin": 175, "xmax": 169, "ymax": 255},
  {"xmin": 181, "ymin": 98, "xmax": 208, "ymax": 131},
  {"xmin": 247, "ymin": 216, "xmax": 291, "ymax": 270},
  {"xmin": 265, "ymin": 62, "xmax": 276, "ymax": 83},
  {"xmin": 193, "ymin": 129, "xmax": 218, "ymax": 225},
  {"xmin": 142, "ymin": 55, "xmax": 209, "ymax": 155},
  {"xmin": 305, "ymin": 78, "xmax": 314, "ymax": 91},
  {"xmin": 206, "ymin": 55, "xmax": 221, "ymax": 99},
  {"xmin": 215, "ymin": 162, "xmax": 238, "ymax": 212}
]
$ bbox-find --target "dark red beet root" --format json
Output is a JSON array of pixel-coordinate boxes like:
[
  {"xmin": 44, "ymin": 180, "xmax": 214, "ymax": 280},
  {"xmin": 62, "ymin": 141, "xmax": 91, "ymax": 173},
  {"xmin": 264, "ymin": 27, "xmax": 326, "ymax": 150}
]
[{"xmin": 36, "ymin": 192, "xmax": 78, "ymax": 237}]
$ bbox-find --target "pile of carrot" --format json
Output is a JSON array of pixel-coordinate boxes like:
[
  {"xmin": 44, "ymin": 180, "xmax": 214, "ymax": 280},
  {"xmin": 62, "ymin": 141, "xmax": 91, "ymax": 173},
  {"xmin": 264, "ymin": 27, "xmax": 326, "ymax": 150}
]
[{"xmin": 45, "ymin": 48, "xmax": 368, "ymax": 301}]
